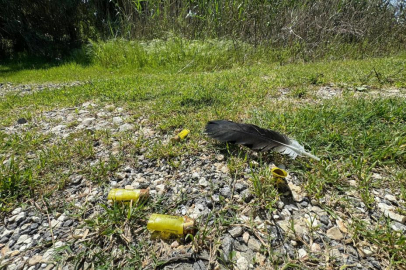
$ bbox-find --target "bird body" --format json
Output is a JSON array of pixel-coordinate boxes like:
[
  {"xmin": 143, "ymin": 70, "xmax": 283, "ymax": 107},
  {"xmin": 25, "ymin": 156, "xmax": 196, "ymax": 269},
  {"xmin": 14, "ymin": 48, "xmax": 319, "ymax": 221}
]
[{"xmin": 205, "ymin": 120, "xmax": 320, "ymax": 161}]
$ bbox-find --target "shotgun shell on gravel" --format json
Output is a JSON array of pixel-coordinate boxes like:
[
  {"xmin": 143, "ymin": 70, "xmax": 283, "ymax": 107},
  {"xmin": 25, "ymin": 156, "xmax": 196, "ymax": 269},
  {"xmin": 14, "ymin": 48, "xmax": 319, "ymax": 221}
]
[
  {"xmin": 271, "ymin": 167, "xmax": 288, "ymax": 187},
  {"xmin": 107, "ymin": 188, "xmax": 149, "ymax": 202},
  {"xmin": 147, "ymin": 214, "xmax": 196, "ymax": 235},
  {"xmin": 271, "ymin": 167, "xmax": 288, "ymax": 179},
  {"xmin": 171, "ymin": 129, "xmax": 190, "ymax": 142}
]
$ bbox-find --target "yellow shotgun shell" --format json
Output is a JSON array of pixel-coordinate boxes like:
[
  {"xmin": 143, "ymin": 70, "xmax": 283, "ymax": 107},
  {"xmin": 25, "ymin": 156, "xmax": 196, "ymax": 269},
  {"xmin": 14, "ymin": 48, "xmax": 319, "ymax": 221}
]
[
  {"xmin": 271, "ymin": 167, "xmax": 288, "ymax": 178},
  {"xmin": 107, "ymin": 188, "xmax": 149, "ymax": 202},
  {"xmin": 147, "ymin": 214, "xmax": 196, "ymax": 235},
  {"xmin": 178, "ymin": 129, "xmax": 190, "ymax": 140}
]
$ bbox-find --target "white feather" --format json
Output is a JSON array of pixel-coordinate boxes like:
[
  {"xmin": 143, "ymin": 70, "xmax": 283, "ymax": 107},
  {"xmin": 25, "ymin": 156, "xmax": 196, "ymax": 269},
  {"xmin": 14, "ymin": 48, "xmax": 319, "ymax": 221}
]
[{"xmin": 273, "ymin": 140, "xmax": 320, "ymax": 161}]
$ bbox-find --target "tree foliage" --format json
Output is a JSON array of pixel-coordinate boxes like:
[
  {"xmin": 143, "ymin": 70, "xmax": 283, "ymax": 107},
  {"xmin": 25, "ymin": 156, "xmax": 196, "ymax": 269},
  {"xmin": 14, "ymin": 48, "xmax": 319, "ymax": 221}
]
[{"xmin": 1, "ymin": 0, "xmax": 406, "ymax": 59}]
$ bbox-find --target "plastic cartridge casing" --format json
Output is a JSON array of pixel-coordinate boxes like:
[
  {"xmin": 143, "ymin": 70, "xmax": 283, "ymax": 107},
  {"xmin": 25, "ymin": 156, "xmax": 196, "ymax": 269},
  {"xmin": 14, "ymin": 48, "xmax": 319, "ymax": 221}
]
[
  {"xmin": 107, "ymin": 189, "xmax": 149, "ymax": 202},
  {"xmin": 147, "ymin": 214, "xmax": 195, "ymax": 235},
  {"xmin": 178, "ymin": 129, "xmax": 190, "ymax": 140},
  {"xmin": 271, "ymin": 167, "xmax": 287, "ymax": 178}
]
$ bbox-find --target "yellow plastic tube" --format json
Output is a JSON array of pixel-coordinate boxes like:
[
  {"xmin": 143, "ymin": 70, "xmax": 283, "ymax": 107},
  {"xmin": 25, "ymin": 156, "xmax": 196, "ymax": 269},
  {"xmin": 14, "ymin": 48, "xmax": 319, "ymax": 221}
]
[
  {"xmin": 107, "ymin": 189, "xmax": 149, "ymax": 202},
  {"xmin": 271, "ymin": 167, "xmax": 287, "ymax": 178},
  {"xmin": 171, "ymin": 129, "xmax": 190, "ymax": 142},
  {"xmin": 178, "ymin": 129, "xmax": 190, "ymax": 140},
  {"xmin": 271, "ymin": 167, "xmax": 288, "ymax": 187},
  {"xmin": 147, "ymin": 214, "xmax": 195, "ymax": 235}
]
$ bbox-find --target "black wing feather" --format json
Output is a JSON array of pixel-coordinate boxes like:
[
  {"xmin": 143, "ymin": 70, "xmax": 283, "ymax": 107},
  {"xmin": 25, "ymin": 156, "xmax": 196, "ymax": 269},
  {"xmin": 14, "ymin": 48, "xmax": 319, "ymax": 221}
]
[{"xmin": 204, "ymin": 120, "xmax": 291, "ymax": 152}]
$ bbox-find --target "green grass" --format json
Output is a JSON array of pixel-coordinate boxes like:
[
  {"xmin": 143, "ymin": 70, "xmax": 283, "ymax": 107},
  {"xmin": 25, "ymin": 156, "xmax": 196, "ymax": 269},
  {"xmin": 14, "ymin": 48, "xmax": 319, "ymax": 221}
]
[{"xmin": 1, "ymin": 40, "xmax": 406, "ymax": 269}]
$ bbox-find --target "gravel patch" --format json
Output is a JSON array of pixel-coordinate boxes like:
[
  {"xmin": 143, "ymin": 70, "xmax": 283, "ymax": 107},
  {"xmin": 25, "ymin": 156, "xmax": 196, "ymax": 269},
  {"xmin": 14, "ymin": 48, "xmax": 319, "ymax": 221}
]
[
  {"xmin": 1, "ymin": 97, "xmax": 406, "ymax": 269},
  {"xmin": 0, "ymin": 82, "xmax": 85, "ymax": 97}
]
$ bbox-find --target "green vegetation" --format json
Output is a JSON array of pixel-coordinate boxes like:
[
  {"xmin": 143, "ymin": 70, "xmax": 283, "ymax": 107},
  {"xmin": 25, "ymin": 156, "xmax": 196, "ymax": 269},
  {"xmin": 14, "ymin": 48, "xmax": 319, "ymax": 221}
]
[
  {"xmin": 1, "ymin": 39, "xmax": 406, "ymax": 268},
  {"xmin": 2, "ymin": 0, "xmax": 406, "ymax": 60},
  {"xmin": 2, "ymin": 1, "xmax": 406, "ymax": 268}
]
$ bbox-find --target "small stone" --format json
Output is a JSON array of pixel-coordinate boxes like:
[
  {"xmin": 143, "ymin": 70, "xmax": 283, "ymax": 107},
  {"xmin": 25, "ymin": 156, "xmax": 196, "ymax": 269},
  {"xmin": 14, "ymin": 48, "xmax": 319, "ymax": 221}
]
[
  {"xmin": 7, "ymin": 264, "xmax": 18, "ymax": 270},
  {"xmin": 50, "ymin": 219, "xmax": 60, "ymax": 228},
  {"xmin": 11, "ymin": 212, "xmax": 26, "ymax": 224},
  {"xmin": 220, "ymin": 186, "xmax": 231, "ymax": 198},
  {"xmin": 371, "ymin": 173, "xmax": 382, "ymax": 179},
  {"xmin": 300, "ymin": 201, "xmax": 309, "ymax": 207},
  {"xmin": 255, "ymin": 252, "xmax": 266, "ymax": 266},
  {"xmin": 112, "ymin": 117, "xmax": 123, "ymax": 124},
  {"xmin": 305, "ymin": 214, "xmax": 319, "ymax": 227},
  {"xmin": 242, "ymin": 232, "xmax": 250, "ymax": 243},
  {"xmin": 193, "ymin": 260, "xmax": 206, "ymax": 270},
  {"xmin": 216, "ymin": 154, "xmax": 224, "ymax": 161},
  {"xmin": 336, "ymin": 220, "xmax": 348, "ymax": 233},
  {"xmin": 156, "ymin": 184, "xmax": 166, "ymax": 195},
  {"xmin": 82, "ymin": 118, "xmax": 95, "ymax": 126},
  {"xmin": 115, "ymin": 173, "xmax": 125, "ymax": 180},
  {"xmin": 391, "ymin": 221, "xmax": 406, "ymax": 232},
  {"xmin": 141, "ymin": 127, "xmax": 154, "ymax": 136},
  {"xmin": 298, "ymin": 248, "xmax": 307, "ymax": 260},
  {"xmin": 9, "ymin": 250, "xmax": 20, "ymax": 257},
  {"xmin": 234, "ymin": 183, "xmax": 245, "ymax": 193},
  {"xmin": 44, "ymin": 264, "xmax": 54, "ymax": 270},
  {"xmin": 277, "ymin": 201, "xmax": 284, "ymax": 209},
  {"xmin": 0, "ymin": 236, "xmax": 9, "ymax": 243},
  {"xmin": 198, "ymin": 178, "xmax": 209, "ymax": 187},
  {"xmin": 192, "ymin": 172, "xmax": 200, "ymax": 179},
  {"xmin": 31, "ymin": 216, "xmax": 41, "ymax": 223},
  {"xmin": 280, "ymin": 209, "xmax": 291, "ymax": 218},
  {"xmin": 16, "ymin": 234, "xmax": 30, "ymax": 245},
  {"xmin": 119, "ymin": 123, "xmax": 134, "ymax": 132},
  {"xmin": 110, "ymin": 181, "xmax": 118, "ymax": 187},
  {"xmin": 28, "ymin": 255, "xmax": 43, "ymax": 266},
  {"xmin": 171, "ymin": 241, "xmax": 179, "ymax": 248},
  {"xmin": 362, "ymin": 248, "xmax": 374, "ymax": 256},
  {"xmin": 241, "ymin": 189, "xmax": 253, "ymax": 203},
  {"xmin": 329, "ymin": 248, "xmax": 342, "ymax": 258},
  {"xmin": 69, "ymin": 175, "xmax": 83, "ymax": 185},
  {"xmin": 378, "ymin": 203, "xmax": 406, "ymax": 223},
  {"xmin": 384, "ymin": 194, "xmax": 397, "ymax": 203},
  {"xmin": 1, "ymin": 229, "xmax": 13, "ymax": 238},
  {"xmin": 82, "ymin": 102, "xmax": 94, "ymax": 108},
  {"xmin": 72, "ymin": 229, "xmax": 87, "ymax": 239},
  {"xmin": 287, "ymin": 183, "xmax": 305, "ymax": 202},
  {"xmin": 221, "ymin": 235, "xmax": 234, "ymax": 262},
  {"xmin": 236, "ymin": 256, "xmax": 249, "ymax": 270},
  {"xmin": 311, "ymin": 243, "xmax": 321, "ymax": 252},
  {"xmin": 229, "ymin": 227, "xmax": 243, "ymax": 238},
  {"xmin": 319, "ymin": 215, "xmax": 330, "ymax": 226},
  {"xmin": 11, "ymin": 208, "xmax": 23, "ymax": 215},
  {"xmin": 57, "ymin": 213, "xmax": 67, "ymax": 222},
  {"xmin": 285, "ymin": 204, "xmax": 298, "ymax": 212},
  {"xmin": 51, "ymin": 125, "xmax": 66, "ymax": 133},
  {"xmin": 63, "ymin": 220, "xmax": 73, "ymax": 227},
  {"xmin": 43, "ymin": 242, "xmax": 64, "ymax": 262},
  {"xmin": 370, "ymin": 260, "xmax": 381, "ymax": 269},
  {"xmin": 219, "ymin": 164, "xmax": 229, "ymax": 174},
  {"xmin": 326, "ymin": 227, "xmax": 344, "ymax": 240},
  {"xmin": 310, "ymin": 206, "xmax": 326, "ymax": 216},
  {"xmin": 349, "ymin": 180, "xmax": 358, "ymax": 187},
  {"xmin": 248, "ymin": 238, "xmax": 261, "ymax": 252}
]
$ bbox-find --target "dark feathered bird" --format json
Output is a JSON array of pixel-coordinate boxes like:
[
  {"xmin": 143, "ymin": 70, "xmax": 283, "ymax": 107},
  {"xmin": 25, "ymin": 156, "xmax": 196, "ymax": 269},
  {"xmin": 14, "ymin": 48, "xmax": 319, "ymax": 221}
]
[{"xmin": 205, "ymin": 120, "xmax": 319, "ymax": 160}]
